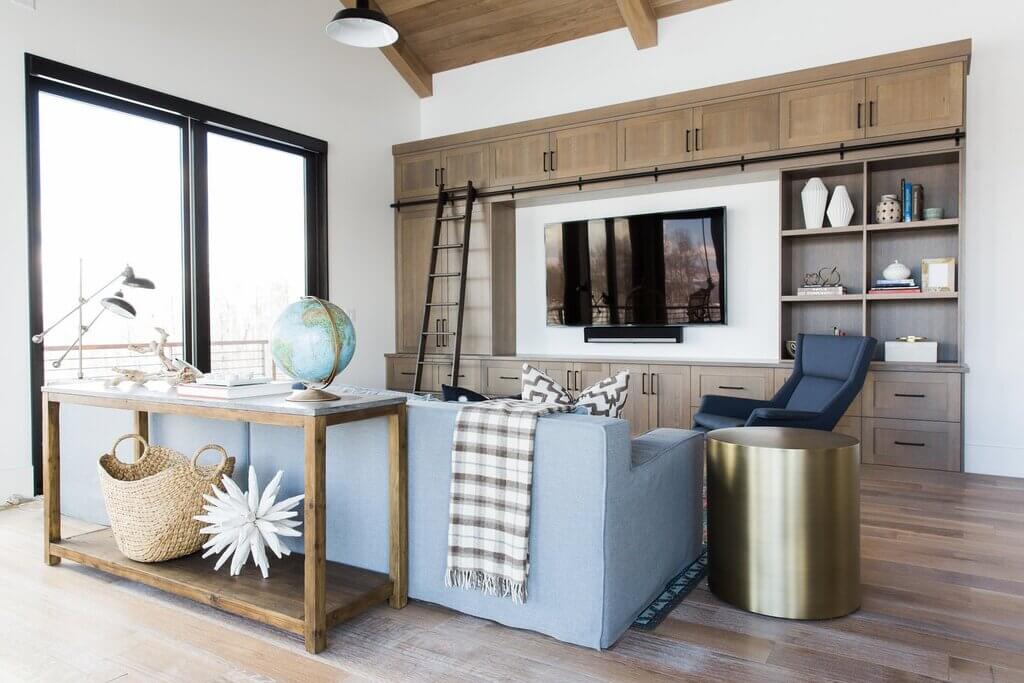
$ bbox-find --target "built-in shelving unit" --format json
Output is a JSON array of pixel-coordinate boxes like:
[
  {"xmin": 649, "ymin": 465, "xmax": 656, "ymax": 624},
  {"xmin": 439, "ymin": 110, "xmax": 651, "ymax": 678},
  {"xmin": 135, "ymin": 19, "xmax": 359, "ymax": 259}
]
[{"xmin": 780, "ymin": 149, "xmax": 963, "ymax": 364}]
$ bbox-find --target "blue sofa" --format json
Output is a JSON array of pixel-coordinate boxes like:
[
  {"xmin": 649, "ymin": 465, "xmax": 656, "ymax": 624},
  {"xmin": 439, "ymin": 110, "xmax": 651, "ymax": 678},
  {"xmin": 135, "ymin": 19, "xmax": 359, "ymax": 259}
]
[{"xmin": 57, "ymin": 390, "xmax": 704, "ymax": 649}]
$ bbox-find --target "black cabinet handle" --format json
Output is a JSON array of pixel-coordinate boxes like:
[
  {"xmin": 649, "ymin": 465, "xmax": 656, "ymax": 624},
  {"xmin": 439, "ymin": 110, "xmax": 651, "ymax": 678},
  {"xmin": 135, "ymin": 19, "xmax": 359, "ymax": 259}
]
[
  {"xmin": 685, "ymin": 129, "xmax": 691, "ymax": 153},
  {"xmin": 440, "ymin": 167, "xmax": 446, "ymax": 186},
  {"xmin": 652, "ymin": 373, "xmax": 658, "ymax": 395},
  {"xmin": 499, "ymin": 375, "xmax": 517, "ymax": 381},
  {"xmin": 869, "ymin": 100, "xmax": 875, "ymax": 127},
  {"xmin": 543, "ymin": 151, "xmax": 549, "ymax": 173},
  {"xmin": 894, "ymin": 392, "xmax": 926, "ymax": 398},
  {"xmin": 642, "ymin": 372, "xmax": 647, "ymax": 395},
  {"xmin": 894, "ymin": 441, "xmax": 926, "ymax": 448},
  {"xmin": 719, "ymin": 385, "xmax": 746, "ymax": 391},
  {"xmin": 856, "ymin": 102, "xmax": 862, "ymax": 129},
  {"xmin": 566, "ymin": 369, "xmax": 572, "ymax": 391},
  {"xmin": 400, "ymin": 372, "xmax": 415, "ymax": 376},
  {"xmin": 434, "ymin": 168, "xmax": 440, "ymax": 186},
  {"xmin": 551, "ymin": 150, "xmax": 557, "ymax": 171},
  {"xmin": 695, "ymin": 128, "xmax": 701, "ymax": 151}
]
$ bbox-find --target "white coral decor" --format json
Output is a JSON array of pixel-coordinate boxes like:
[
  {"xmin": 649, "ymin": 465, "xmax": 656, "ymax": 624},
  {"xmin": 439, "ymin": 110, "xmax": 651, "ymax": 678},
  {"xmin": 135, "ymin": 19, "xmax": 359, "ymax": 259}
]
[{"xmin": 195, "ymin": 466, "xmax": 303, "ymax": 578}]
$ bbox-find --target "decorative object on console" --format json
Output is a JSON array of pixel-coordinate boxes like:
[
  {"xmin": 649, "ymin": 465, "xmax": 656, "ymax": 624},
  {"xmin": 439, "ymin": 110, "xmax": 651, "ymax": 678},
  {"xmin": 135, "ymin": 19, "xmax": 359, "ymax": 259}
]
[
  {"xmin": 885, "ymin": 337, "xmax": 938, "ymax": 363},
  {"xmin": 442, "ymin": 384, "xmax": 489, "ymax": 402},
  {"xmin": 176, "ymin": 381, "xmax": 292, "ymax": 400},
  {"xmin": 875, "ymin": 194, "xmax": 902, "ymax": 224},
  {"xmin": 826, "ymin": 184, "xmax": 855, "ymax": 227},
  {"xmin": 521, "ymin": 364, "xmax": 630, "ymax": 418},
  {"xmin": 797, "ymin": 266, "xmax": 844, "ymax": 296},
  {"xmin": 195, "ymin": 466, "xmax": 304, "ymax": 578},
  {"xmin": 98, "ymin": 434, "xmax": 235, "ymax": 563},
  {"xmin": 30, "ymin": 261, "xmax": 156, "ymax": 380},
  {"xmin": 270, "ymin": 296, "xmax": 356, "ymax": 402},
  {"xmin": 882, "ymin": 260, "xmax": 912, "ymax": 281},
  {"xmin": 800, "ymin": 177, "xmax": 828, "ymax": 229},
  {"xmin": 924, "ymin": 207, "xmax": 944, "ymax": 220},
  {"xmin": 922, "ymin": 257, "xmax": 956, "ymax": 292},
  {"xmin": 108, "ymin": 327, "xmax": 203, "ymax": 388}
]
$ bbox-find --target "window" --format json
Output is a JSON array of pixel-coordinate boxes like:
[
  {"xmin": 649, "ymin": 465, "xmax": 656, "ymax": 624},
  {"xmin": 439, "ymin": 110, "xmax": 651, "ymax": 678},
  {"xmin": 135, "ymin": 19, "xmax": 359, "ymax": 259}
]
[{"xmin": 26, "ymin": 55, "xmax": 327, "ymax": 492}]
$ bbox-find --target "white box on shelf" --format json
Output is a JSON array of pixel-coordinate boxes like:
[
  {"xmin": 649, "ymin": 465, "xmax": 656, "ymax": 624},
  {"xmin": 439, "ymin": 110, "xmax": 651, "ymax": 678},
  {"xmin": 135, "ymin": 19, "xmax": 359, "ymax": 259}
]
[{"xmin": 884, "ymin": 341, "xmax": 938, "ymax": 363}]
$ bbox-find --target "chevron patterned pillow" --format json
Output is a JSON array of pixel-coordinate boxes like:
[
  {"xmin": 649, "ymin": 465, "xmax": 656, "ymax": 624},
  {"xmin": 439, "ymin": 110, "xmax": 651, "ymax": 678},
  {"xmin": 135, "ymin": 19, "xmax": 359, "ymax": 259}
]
[{"xmin": 521, "ymin": 364, "xmax": 629, "ymax": 418}]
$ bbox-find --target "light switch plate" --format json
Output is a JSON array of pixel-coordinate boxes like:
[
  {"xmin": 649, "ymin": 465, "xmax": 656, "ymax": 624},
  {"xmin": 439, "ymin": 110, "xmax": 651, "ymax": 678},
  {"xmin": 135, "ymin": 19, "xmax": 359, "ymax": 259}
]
[{"xmin": 11, "ymin": 0, "xmax": 37, "ymax": 9}]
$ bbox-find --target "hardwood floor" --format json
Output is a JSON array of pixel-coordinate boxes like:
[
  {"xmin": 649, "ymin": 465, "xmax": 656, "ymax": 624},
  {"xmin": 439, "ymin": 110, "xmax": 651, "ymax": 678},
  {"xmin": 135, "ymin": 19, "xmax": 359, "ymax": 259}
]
[{"xmin": 2, "ymin": 464, "xmax": 1023, "ymax": 682}]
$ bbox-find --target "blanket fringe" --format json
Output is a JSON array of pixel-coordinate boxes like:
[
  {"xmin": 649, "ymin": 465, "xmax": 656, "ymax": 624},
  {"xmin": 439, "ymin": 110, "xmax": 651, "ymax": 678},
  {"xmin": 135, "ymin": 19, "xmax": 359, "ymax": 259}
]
[{"xmin": 445, "ymin": 569, "xmax": 527, "ymax": 604}]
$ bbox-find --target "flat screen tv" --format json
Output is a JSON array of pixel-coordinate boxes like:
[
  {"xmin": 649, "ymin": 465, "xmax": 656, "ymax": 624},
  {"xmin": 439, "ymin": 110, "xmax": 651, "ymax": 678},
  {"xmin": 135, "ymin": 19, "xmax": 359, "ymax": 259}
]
[{"xmin": 545, "ymin": 207, "xmax": 726, "ymax": 327}]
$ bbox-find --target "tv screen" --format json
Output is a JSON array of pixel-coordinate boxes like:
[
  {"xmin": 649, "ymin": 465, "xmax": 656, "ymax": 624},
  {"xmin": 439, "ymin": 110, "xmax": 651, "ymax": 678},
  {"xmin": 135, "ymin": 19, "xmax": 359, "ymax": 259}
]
[{"xmin": 545, "ymin": 207, "xmax": 726, "ymax": 327}]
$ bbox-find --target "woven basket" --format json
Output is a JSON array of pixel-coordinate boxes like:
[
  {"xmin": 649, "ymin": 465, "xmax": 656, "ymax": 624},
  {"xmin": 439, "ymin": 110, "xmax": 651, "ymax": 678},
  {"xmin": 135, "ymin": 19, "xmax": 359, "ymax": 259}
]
[{"xmin": 97, "ymin": 434, "xmax": 235, "ymax": 563}]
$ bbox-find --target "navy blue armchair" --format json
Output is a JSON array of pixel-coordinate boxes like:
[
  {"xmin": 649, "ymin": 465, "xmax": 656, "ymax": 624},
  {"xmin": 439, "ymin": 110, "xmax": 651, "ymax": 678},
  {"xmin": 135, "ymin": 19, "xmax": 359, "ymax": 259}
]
[{"xmin": 692, "ymin": 334, "xmax": 877, "ymax": 432}]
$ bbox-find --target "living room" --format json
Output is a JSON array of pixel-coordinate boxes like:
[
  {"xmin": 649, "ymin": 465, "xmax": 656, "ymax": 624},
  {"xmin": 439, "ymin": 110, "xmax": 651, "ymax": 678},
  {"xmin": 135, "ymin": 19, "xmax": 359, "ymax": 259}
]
[{"xmin": 2, "ymin": 1, "xmax": 1022, "ymax": 681}]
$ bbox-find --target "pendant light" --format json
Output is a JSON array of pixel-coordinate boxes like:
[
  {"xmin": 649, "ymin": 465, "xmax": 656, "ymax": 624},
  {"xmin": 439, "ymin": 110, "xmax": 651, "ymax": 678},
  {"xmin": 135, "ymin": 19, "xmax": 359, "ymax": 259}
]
[{"xmin": 326, "ymin": 0, "xmax": 399, "ymax": 48}]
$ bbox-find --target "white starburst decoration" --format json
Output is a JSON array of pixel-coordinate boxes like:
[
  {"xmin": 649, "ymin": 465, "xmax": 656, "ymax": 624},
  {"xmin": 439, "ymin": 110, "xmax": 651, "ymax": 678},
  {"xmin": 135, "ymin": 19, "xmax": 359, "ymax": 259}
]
[{"xmin": 195, "ymin": 466, "xmax": 304, "ymax": 578}]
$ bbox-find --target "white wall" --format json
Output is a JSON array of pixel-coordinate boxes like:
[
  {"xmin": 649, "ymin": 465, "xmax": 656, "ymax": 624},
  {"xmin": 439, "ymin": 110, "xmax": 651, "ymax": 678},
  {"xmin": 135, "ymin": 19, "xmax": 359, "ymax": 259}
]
[
  {"xmin": 419, "ymin": 0, "xmax": 1024, "ymax": 477},
  {"xmin": 515, "ymin": 174, "xmax": 779, "ymax": 361},
  {"xmin": 0, "ymin": 0, "xmax": 419, "ymax": 495}
]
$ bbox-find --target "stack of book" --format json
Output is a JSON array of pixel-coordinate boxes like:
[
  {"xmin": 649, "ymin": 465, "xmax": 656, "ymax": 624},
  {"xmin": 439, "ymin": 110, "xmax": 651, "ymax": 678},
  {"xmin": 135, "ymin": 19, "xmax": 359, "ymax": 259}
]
[
  {"xmin": 176, "ymin": 378, "xmax": 293, "ymax": 400},
  {"xmin": 796, "ymin": 285, "xmax": 846, "ymax": 297},
  {"xmin": 868, "ymin": 278, "xmax": 921, "ymax": 295}
]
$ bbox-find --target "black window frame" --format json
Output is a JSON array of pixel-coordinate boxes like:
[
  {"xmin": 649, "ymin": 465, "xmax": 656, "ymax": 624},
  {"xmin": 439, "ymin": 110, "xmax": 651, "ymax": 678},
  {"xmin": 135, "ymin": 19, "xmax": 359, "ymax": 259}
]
[{"xmin": 25, "ymin": 54, "xmax": 329, "ymax": 494}]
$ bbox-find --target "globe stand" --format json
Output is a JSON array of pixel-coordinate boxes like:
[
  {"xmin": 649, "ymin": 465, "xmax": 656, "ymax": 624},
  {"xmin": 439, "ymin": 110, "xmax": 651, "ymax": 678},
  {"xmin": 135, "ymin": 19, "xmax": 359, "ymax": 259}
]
[{"xmin": 286, "ymin": 386, "xmax": 341, "ymax": 403}]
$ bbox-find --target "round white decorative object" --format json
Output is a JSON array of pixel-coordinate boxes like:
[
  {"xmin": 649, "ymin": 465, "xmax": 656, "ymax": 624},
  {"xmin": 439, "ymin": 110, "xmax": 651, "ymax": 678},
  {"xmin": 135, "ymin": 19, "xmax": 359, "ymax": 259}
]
[
  {"xmin": 882, "ymin": 260, "xmax": 911, "ymax": 281},
  {"xmin": 826, "ymin": 184, "xmax": 855, "ymax": 227},
  {"xmin": 875, "ymin": 194, "xmax": 901, "ymax": 224},
  {"xmin": 801, "ymin": 177, "xmax": 828, "ymax": 229}
]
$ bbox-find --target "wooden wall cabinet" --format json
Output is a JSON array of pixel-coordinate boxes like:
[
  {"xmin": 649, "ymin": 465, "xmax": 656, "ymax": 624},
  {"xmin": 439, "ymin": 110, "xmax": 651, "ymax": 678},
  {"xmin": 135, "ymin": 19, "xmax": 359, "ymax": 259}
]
[
  {"xmin": 549, "ymin": 123, "xmax": 617, "ymax": 179},
  {"xmin": 693, "ymin": 94, "xmax": 779, "ymax": 160},
  {"xmin": 491, "ymin": 134, "xmax": 550, "ymax": 185},
  {"xmin": 617, "ymin": 109, "xmax": 693, "ymax": 170},
  {"xmin": 396, "ymin": 151, "xmax": 441, "ymax": 200},
  {"xmin": 441, "ymin": 144, "xmax": 489, "ymax": 190},
  {"xmin": 866, "ymin": 62, "xmax": 964, "ymax": 137},
  {"xmin": 780, "ymin": 79, "xmax": 866, "ymax": 148},
  {"xmin": 395, "ymin": 207, "xmax": 441, "ymax": 353}
]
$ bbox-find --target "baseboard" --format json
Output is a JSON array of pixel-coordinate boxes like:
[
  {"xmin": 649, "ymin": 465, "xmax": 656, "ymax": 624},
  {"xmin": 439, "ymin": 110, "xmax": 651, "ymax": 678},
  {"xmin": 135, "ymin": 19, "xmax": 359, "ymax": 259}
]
[
  {"xmin": 0, "ymin": 465, "xmax": 35, "ymax": 498},
  {"xmin": 964, "ymin": 443, "xmax": 1024, "ymax": 478}
]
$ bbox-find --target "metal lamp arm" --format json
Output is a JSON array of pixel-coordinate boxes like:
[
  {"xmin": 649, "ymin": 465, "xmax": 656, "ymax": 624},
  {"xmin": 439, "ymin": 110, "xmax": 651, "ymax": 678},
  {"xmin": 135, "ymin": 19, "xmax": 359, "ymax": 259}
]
[
  {"xmin": 31, "ymin": 267, "xmax": 128, "ymax": 343},
  {"xmin": 51, "ymin": 307, "xmax": 107, "ymax": 368}
]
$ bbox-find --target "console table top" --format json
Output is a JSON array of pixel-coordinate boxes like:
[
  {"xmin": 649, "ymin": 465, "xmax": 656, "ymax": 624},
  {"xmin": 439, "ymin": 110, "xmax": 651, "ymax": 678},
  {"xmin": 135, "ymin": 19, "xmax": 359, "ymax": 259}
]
[{"xmin": 41, "ymin": 381, "xmax": 406, "ymax": 418}]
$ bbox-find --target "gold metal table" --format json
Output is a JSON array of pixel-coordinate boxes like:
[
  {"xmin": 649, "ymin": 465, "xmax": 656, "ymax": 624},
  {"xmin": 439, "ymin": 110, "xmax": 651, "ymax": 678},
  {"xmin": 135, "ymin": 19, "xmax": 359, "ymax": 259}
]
[
  {"xmin": 706, "ymin": 427, "xmax": 860, "ymax": 620},
  {"xmin": 41, "ymin": 383, "xmax": 408, "ymax": 654}
]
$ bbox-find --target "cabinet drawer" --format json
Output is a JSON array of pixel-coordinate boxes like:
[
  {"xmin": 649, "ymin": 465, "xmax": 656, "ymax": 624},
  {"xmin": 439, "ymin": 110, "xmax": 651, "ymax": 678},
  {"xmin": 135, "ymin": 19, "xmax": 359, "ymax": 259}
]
[
  {"xmin": 483, "ymin": 361, "xmax": 523, "ymax": 397},
  {"xmin": 862, "ymin": 418, "xmax": 961, "ymax": 471},
  {"xmin": 386, "ymin": 357, "xmax": 440, "ymax": 393},
  {"xmin": 438, "ymin": 361, "xmax": 481, "ymax": 393},
  {"xmin": 863, "ymin": 372, "xmax": 961, "ymax": 422},
  {"xmin": 773, "ymin": 368, "xmax": 861, "ymax": 417},
  {"xmin": 691, "ymin": 366, "xmax": 771, "ymax": 405}
]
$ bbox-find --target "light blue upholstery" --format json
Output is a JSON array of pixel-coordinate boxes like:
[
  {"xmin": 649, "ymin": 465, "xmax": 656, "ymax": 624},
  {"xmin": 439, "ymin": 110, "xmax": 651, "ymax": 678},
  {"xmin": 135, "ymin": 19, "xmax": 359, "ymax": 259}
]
[{"xmin": 57, "ymin": 388, "xmax": 704, "ymax": 650}]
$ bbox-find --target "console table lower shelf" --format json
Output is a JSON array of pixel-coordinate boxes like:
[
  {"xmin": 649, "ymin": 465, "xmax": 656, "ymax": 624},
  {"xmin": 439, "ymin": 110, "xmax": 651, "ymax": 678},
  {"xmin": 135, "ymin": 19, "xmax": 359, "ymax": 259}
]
[{"xmin": 51, "ymin": 527, "xmax": 394, "ymax": 635}]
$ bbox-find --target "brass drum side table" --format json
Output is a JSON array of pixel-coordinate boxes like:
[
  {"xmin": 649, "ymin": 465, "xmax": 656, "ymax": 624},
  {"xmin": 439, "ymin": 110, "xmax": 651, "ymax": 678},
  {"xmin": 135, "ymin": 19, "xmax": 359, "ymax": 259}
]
[{"xmin": 706, "ymin": 427, "xmax": 860, "ymax": 620}]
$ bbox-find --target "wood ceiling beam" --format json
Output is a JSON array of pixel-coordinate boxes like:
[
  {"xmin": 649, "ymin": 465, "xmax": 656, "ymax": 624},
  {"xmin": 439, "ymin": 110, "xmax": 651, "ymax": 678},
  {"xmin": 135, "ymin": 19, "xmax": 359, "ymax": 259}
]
[
  {"xmin": 338, "ymin": 0, "xmax": 433, "ymax": 98},
  {"xmin": 615, "ymin": 0, "xmax": 658, "ymax": 50}
]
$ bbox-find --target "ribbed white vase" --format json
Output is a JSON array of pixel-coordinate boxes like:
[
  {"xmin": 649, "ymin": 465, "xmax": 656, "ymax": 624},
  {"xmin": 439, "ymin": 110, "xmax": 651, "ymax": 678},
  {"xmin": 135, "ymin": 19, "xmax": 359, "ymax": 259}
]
[
  {"xmin": 801, "ymin": 177, "xmax": 828, "ymax": 229},
  {"xmin": 826, "ymin": 184, "xmax": 855, "ymax": 227}
]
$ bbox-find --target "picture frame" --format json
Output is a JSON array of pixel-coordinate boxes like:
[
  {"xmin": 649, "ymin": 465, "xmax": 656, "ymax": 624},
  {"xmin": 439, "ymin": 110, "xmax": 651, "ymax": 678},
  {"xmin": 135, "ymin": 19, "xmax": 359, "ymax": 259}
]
[{"xmin": 921, "ymin": 257, "xmax": 956, "ymax": 292}]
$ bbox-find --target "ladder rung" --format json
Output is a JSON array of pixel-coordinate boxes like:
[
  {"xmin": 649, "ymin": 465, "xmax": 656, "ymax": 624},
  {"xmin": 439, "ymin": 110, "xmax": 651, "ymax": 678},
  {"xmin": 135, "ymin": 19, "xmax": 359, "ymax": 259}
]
[
  {"xmin": 417, "ymin": 360, "xmax": 453, "ymax": 366},
  {"xmin": 429, "ymin": 272, "xmax": 462, "ymax": 278},
  {"xmin": 433, "ymin": 243, "xmax": 464, "ymax": 250},
  {"xmin": 439, "ymin": 215, "xmax": 466, "ymax": 221},
  {"xmin": 426, "ymin": 302, "xmax": 459, "ymax": 307},
  {"xmin": 422, "ymin": 331, "xmax": 456, "ymax": 336}
]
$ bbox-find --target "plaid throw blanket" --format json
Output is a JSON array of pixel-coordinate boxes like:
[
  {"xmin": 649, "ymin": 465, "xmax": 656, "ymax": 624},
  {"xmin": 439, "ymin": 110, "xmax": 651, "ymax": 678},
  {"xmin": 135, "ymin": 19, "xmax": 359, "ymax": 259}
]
[{"xmin": 445, "ymin": 399, "xmax": 571, "ymax": 603}]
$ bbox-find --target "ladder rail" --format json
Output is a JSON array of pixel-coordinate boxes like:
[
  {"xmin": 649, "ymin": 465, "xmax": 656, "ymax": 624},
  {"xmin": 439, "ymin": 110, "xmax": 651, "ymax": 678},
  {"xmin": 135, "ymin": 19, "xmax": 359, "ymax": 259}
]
[
  {"xmin": 413, "ymin": 184, "xmax": 448, "ymax": 393},
  {"xmin": 447, "ymin": 182, "xmax": 476, "ymax": 390}
]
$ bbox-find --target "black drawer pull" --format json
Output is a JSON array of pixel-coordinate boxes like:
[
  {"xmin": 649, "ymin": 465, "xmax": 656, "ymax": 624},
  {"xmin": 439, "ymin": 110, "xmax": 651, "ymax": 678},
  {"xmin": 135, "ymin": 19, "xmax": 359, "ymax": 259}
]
[
  {"xmin": 400, "ymin": 372, "xmax": 415, "ymax": 376},
  {"xmin": 894, "ymin": 440, "xmax": 926, "ymax": 448},
  {"xmin": 719, "ymin": 385, "xmax": 746, "ymax": 391},
  {"xmin": 894, "ymin": 393, "xmax": 926, "ymax": 398},
  {"xmin": 499, "ymin": 375, "xmax": 518, "ymax": 381}
]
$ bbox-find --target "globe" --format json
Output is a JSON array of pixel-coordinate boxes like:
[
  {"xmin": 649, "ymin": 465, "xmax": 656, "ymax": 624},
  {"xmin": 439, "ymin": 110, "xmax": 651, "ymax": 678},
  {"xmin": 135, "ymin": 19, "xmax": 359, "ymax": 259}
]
[{"xmin": 270, "ymin": 297, "xmax": 356, "ymax": 401}]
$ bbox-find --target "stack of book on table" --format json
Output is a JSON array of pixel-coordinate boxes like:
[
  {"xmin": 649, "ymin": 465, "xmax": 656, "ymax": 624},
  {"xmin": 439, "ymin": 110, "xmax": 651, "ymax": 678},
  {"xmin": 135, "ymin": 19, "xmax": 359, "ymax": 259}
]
[
  {"xmin": 176, "ymin": 375, "xmax": 293, "ymax": 400},
  {"xmin": 868, "ymin": 278, "xmax": 921, "ymax": 295},
  {"xmin": 796, "ymin": 285, "xmax": 846, "ymax": 297}
]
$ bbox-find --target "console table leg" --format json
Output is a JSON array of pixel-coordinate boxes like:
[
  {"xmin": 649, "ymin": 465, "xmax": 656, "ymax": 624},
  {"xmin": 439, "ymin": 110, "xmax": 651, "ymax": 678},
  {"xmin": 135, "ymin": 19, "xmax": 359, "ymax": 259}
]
[
  {"xmin": 132, "ymin": 410, "xmax": 149, "ymax": 461},
  {"xmin": 303, "ymin": 416, "xmax": 327, "ymax": 654},
  {"xmin": 42, "ymin": 396, "xmax": 61, "ymax": 566},
  {"xmin": 388, "ymin": 404, "xmax": 408, "ymax": 609}
]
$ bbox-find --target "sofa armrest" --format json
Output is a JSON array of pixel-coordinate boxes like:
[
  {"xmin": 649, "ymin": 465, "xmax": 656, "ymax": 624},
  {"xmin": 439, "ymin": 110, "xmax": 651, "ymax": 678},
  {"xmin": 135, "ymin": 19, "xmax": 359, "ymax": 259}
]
[
  {"xmin": 746, "ymin": 407, "xmax": 821, "ymax": 429},
  {"xmin": 697, "ymin": 394, "xmax": 774, "ymax": 420}
]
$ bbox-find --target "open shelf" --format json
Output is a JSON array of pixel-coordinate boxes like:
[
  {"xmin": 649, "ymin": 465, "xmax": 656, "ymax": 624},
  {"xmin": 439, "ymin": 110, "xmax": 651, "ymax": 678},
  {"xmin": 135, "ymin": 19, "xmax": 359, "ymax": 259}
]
[
  {"xmin": 866, "ymin": 218, "xmax": 958, "ymax": 232},
  {"xmin": 781, "ymin": 225, "xmax": 864, "ymax": 238},
  {"xmin": 866, "ymin": 291, "xmax": 958, "ymax": 301},
  {"xmin": 782, "ymin": 294, "xmax": 863, "ymax": 303},
  {"xmin": 781, "ymin": 231, "xmax": 863, "ymax": 296},
  {"xmin": 867, "ymin": 151, "xmax": 960, "ymax": 222},
  {"xmin": 52, "ymin": 526, "xmax": 394, "ymax": 636},
  {"xmin": 867, "ymin": 297, "xmax": 959, "ymax": 362},
  {"xmin": 781, "ymin": 162, "xmax": 865, "ymax": 230}
]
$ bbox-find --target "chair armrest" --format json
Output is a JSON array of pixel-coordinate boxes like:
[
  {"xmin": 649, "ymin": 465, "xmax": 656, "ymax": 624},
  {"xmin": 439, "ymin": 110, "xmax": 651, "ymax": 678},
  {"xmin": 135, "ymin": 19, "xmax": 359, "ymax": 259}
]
[
  {"xmin": 746, "ymin": 408, "xmax": 821, "ymax": 429},
  {"xmin": 697, "ymin": 394, "xmax": 774, "ymax": 420}
]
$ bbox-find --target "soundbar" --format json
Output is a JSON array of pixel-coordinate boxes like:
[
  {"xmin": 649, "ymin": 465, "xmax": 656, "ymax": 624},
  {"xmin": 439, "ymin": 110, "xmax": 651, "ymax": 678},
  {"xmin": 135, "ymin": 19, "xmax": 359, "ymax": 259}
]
[{"xmin": 584, "ymin": 326, "xmax": 683, "ymax": 344}]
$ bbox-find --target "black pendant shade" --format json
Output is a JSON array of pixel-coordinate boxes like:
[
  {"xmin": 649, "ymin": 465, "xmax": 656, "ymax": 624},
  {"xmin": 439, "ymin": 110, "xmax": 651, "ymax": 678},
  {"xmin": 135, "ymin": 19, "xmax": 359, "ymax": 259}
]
[
  {"xmin": 101, "ymin": 292, "xmax": 137, "ymax": 319},
  {"xmin": 326, "ymin": 0, "xmax": 399, "ymax": 48}
]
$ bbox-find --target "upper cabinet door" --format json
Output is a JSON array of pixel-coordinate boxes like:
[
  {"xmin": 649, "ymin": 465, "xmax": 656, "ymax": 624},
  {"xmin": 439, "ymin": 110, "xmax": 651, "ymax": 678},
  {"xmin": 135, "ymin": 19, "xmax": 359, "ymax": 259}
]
[
  {"xmin": 693, "ymin": 94, "xmax": 780, "ymax": 160},
  {"xmin": 442, "ymin": 144, "xmax": 489, "ymax": 190},
  {"xmin": 780, "ymin": 80, "xmax": 866, "ymax": 148},
  {"xmin": 396, "ymin": 151, "xmax": 441, "ymax": 200},
  {"xmin": 550, "ymin": 123, "xmax": 617, "ymax": 179},
  {"xmin": 491, "ymin": 134, "xmax": 550, "ymax": 186},
  {"xmin": 866, "ymin": 62, "xmax": 964, "ymax": 138},
  {"xmin": 617, "ymin": 109, "xmax": 693, "ymax": 170}
]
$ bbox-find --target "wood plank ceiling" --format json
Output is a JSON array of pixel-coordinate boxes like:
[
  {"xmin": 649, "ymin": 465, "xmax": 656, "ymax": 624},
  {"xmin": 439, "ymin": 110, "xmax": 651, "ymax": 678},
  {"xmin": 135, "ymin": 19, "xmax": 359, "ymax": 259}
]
[{"xmin": 338, "ymin": 0, "xmax": 730, "ymax": 97}]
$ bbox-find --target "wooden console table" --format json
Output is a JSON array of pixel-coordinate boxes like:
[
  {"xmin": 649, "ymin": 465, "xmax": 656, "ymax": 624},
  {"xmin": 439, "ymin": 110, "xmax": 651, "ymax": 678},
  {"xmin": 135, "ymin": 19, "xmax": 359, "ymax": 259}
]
[{"xmin": 41, "ymin": 383, "xmax": 408, "ymax": 654}]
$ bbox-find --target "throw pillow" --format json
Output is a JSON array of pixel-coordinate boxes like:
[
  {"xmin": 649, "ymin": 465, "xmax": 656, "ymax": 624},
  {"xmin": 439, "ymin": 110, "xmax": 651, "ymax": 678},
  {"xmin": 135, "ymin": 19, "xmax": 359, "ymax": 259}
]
[
  {"xmin": 576, "ymin": 369, "xmax": 630, "ymax": 418},
  {"xmin": 520, "ymin": 364, "xmax": 574, "ymax": 407},
  {"xmin": 442, "ymin": 384, "xmax": 489, "ymax": 403}
]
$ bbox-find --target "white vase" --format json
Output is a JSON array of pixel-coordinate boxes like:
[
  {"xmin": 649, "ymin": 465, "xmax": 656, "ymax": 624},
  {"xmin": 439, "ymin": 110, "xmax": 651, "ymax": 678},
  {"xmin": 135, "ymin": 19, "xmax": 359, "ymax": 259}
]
[
  {"xmin": 882, "ymin": 260, "xmax": 911, "ymax": 280},
  {"xmin": 801, "ymin": 177, "xmax": 828, "ymax": 229},
  {"xmin": 826, "ymin": 184, "xmax": 855, "ymax": 227}
]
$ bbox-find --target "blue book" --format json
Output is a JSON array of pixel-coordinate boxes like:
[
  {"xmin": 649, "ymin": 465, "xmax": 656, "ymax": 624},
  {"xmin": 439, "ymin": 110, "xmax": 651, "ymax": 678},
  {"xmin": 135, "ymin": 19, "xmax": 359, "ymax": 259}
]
[{"xmin": 903, "ymin": 181, "xmax": 913, "ymax": 222}]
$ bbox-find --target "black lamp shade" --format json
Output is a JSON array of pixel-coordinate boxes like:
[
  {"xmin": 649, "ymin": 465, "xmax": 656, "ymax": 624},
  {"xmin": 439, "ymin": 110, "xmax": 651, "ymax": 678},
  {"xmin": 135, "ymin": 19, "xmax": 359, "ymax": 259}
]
[
  {"xmin": 326, "ymin": 1, "xmax": 398, "ymax": 48},
  {"xmin": 101, "ymin": 294, "xmax": 137, "ymax": 319},
  {"xmin": 122, "ymin": 266, "xmax": 155, "ymax": 289}
]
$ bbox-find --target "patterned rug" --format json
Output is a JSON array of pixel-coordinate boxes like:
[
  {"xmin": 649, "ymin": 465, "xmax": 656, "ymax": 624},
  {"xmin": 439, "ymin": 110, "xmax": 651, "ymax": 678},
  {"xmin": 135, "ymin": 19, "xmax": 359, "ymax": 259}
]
[{"xmin": 631, "ymin": 547, "xmax": 708, "ymax": 630}]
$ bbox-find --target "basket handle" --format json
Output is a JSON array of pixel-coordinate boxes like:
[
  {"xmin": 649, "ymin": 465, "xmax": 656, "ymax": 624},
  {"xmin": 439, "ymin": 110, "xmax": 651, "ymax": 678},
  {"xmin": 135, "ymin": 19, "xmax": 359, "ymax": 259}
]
[
  {"xmin": 191, "ymin": 444, "xmax": 230, "ymax": 479},
  {"xmin": 109, "ymin": 434, "xmax": 150, "ymax": 463}
]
